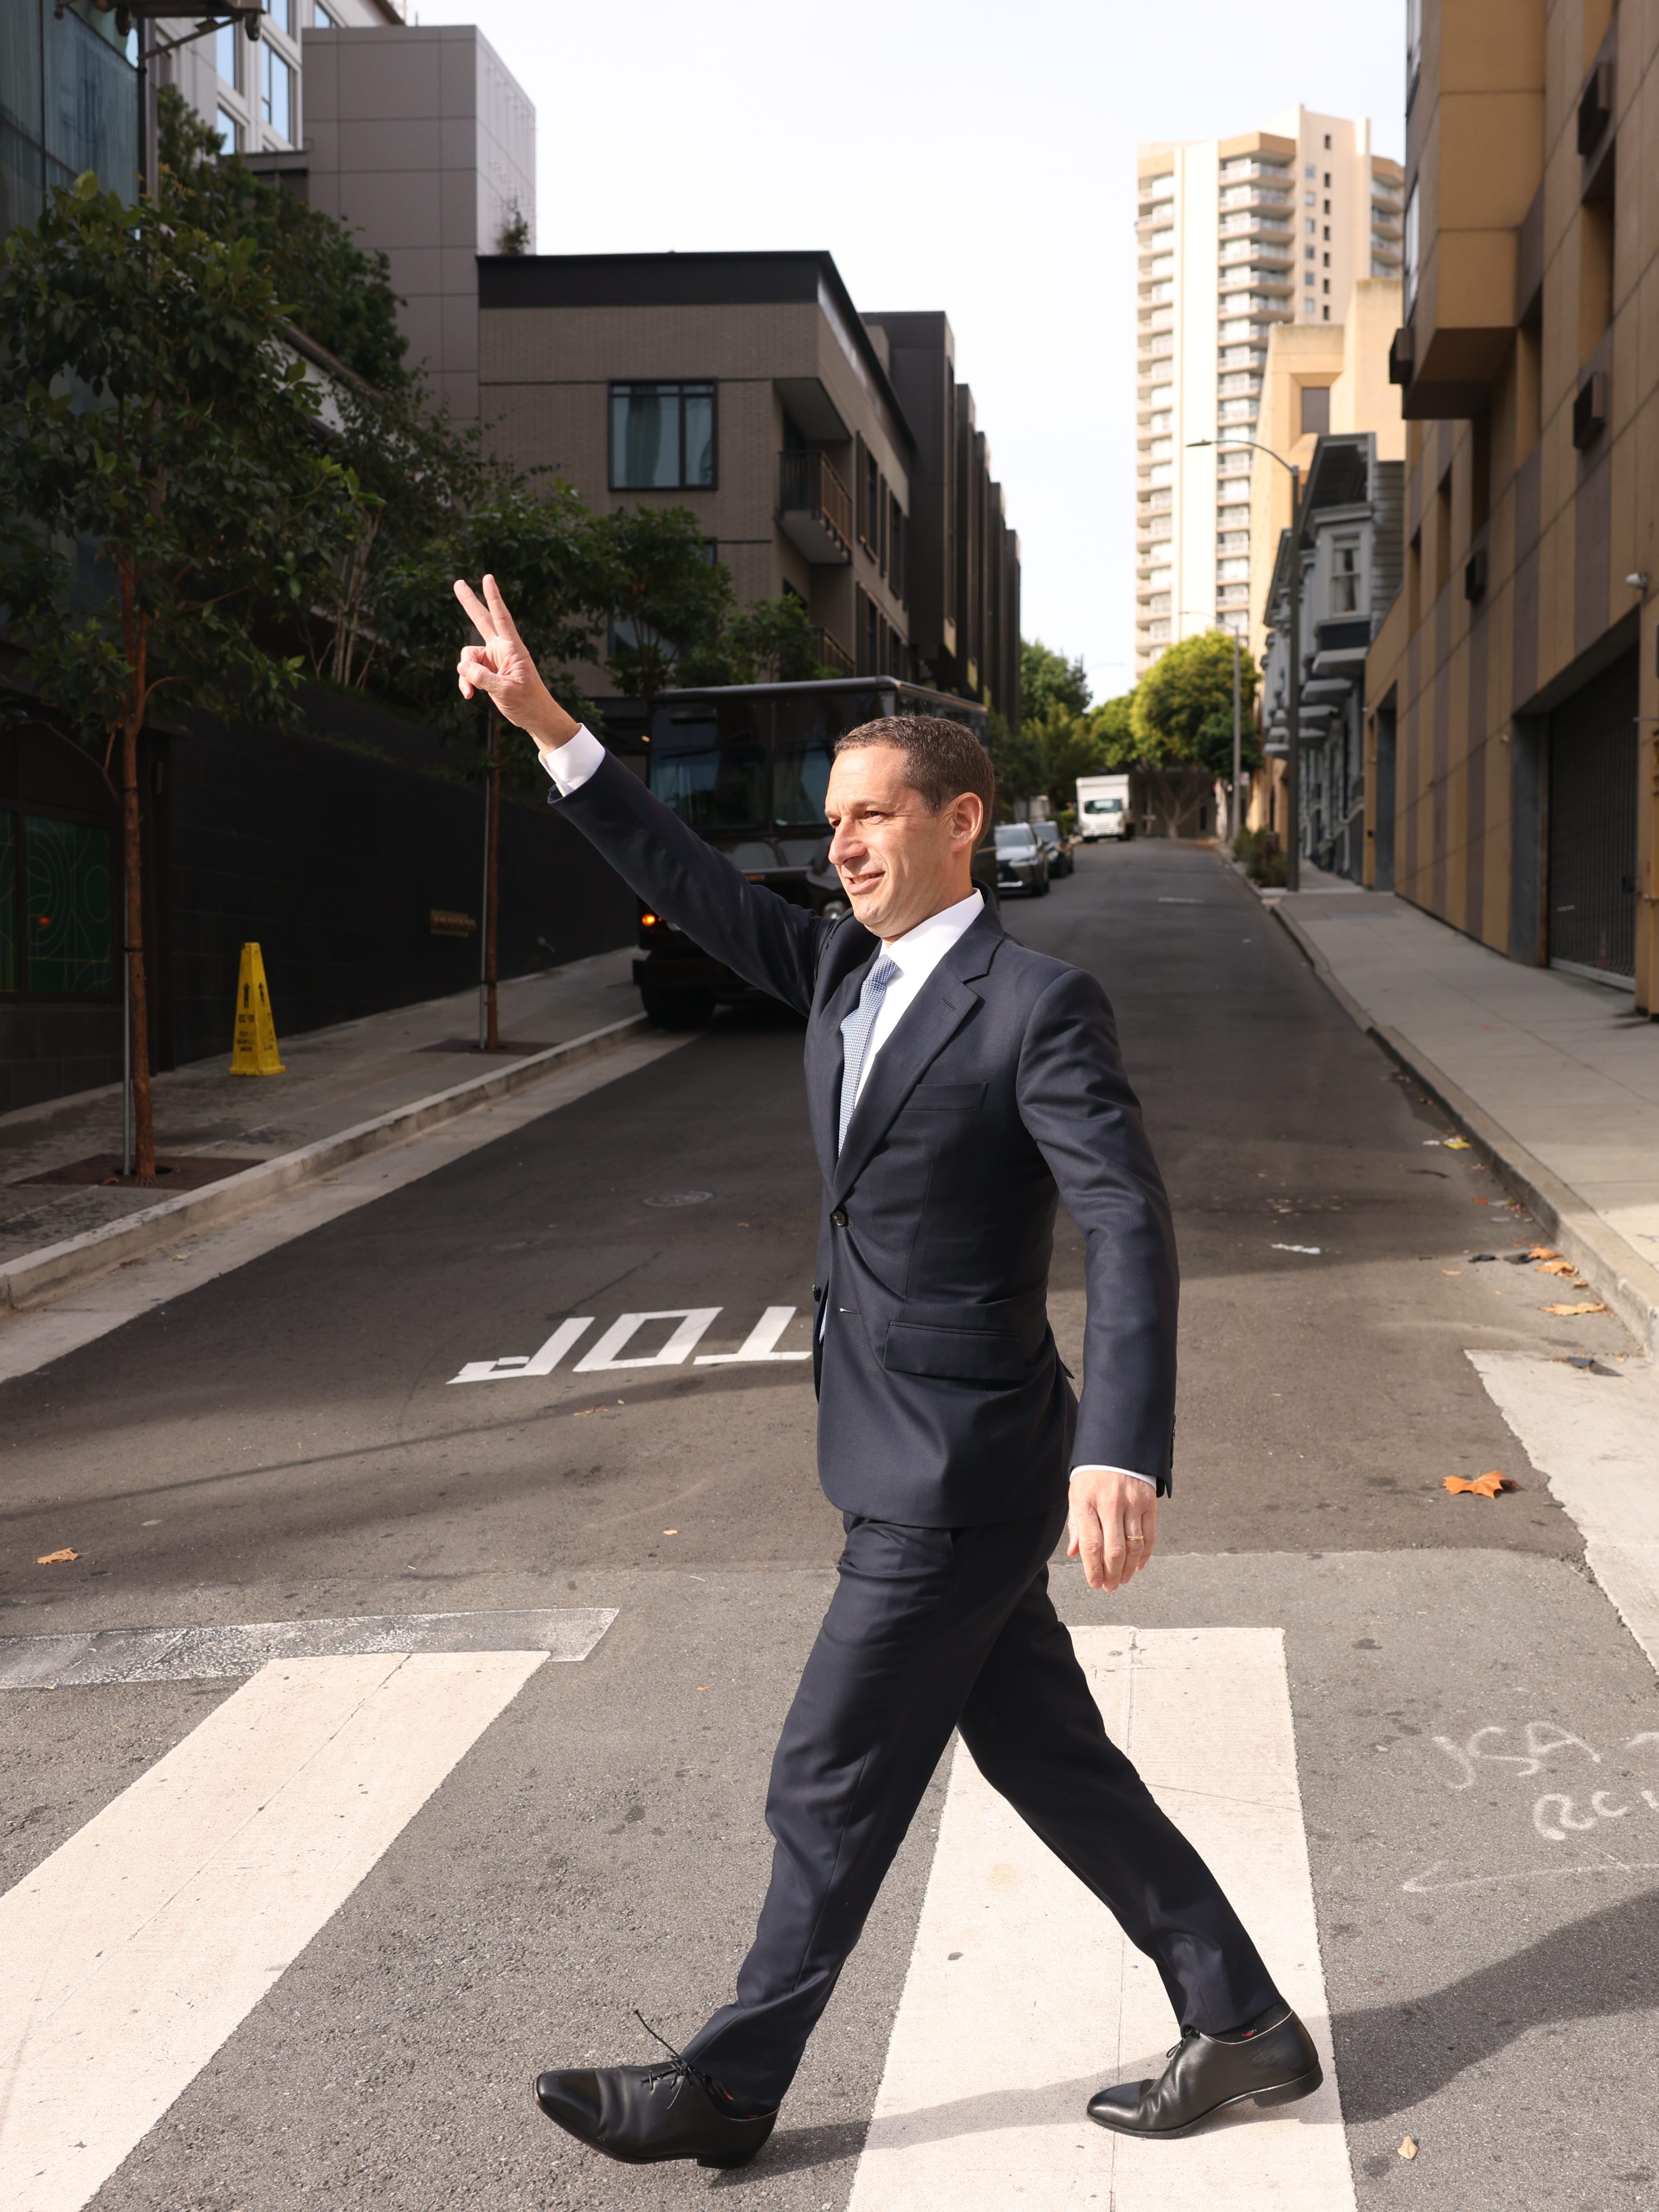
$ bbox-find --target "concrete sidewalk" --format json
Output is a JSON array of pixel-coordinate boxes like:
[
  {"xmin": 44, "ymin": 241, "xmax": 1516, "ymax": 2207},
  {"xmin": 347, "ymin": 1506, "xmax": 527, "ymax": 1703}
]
[
  {"xmin": 0, "ymin": 949, "xmax": 643, "ymax": 1302},
  {"xmin": 1262, "ymin": 873, "xmax": 1659, "ymax": 1351}
]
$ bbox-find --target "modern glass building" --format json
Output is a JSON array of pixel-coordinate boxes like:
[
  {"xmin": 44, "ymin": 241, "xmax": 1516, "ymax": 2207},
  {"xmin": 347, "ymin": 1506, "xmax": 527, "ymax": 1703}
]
[{"xmin": 0, "ymin": 0, "xmax": 139, "ymax": 234}]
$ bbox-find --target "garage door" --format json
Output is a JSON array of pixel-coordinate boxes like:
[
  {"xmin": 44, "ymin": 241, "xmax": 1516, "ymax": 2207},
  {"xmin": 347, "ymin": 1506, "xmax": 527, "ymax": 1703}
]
[{"xmin": 1548, "ymin": 647, "xmax": 1638, "ymax": 987}]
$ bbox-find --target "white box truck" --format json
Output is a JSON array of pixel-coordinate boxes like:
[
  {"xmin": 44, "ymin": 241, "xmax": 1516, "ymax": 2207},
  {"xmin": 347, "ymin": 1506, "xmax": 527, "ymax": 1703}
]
[{"xmin": 1076, "ymin": 774, "xmax": 1133, "ymax": 840}]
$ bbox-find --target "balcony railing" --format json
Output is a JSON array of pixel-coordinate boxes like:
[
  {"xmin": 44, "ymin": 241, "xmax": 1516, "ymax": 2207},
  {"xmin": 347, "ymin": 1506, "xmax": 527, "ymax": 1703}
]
[
  {"xmin": 777, "ymin": 450, "xmax": 852, "ymax": 565},
  {"xmin": 810, "ymin": 625, "xmax": 854, "ymax": 677}
]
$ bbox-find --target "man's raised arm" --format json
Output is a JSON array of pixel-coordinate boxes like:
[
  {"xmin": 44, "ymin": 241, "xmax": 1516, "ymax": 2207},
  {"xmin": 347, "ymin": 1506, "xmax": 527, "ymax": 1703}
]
[{"xmin": 453, "ymin": 574, "xmax": 830, "ymax": 1015}]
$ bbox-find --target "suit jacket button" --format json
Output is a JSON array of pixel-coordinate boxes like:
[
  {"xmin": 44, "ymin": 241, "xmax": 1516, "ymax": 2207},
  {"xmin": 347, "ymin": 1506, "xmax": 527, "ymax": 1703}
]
[{"xmin": 831, "ymin": 1207, "xmax": 848, "ymax": 1227}]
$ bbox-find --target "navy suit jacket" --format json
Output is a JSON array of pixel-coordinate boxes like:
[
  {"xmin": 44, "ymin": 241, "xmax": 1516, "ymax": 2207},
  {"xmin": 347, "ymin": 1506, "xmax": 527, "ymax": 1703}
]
[{"xmin": 553, "ymin": 756, "xmax": 1179, "ymax": 1524}]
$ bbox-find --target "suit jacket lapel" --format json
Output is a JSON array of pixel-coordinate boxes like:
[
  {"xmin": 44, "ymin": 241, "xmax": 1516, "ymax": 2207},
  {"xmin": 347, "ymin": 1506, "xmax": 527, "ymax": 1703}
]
[{"xmin": 830, "ymin": 907, "xmax": 1004, "ymax": 1204}]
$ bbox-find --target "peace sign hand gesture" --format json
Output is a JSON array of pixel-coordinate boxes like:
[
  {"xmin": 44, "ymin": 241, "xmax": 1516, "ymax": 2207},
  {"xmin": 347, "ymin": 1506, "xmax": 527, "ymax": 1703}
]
[{"xmin": 454, "ymin": 573, "xmax": 581, "ymax": 757}]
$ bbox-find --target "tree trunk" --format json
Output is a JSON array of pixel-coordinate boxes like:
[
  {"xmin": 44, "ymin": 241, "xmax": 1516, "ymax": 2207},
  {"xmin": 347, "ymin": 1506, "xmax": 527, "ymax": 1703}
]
[
  {"xmin": 121, "ymin": 711, "xmax": 156, "ymax": 1177},
  {"xmin": 485, "ymin": 712, "xmax": 501, "ymax": 1051}
]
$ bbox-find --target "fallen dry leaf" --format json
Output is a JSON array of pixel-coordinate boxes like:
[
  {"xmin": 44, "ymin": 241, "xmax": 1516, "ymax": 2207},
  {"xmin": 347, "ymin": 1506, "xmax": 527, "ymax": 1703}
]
[
  {"xmin": 1527, "ymin": 1245, "xmax": 1560, "ymax": 1260},
  {"xmin": 35, "ymin": 1548, "xmax": 78, "ymax": 1565},
  {"xmin": 1537, "ymin": 1258, "xmax": 1578, "ymax": 1276},
  {"xmin": 1441, "ymin": 1269, "xmax": 1462, "ymax": 1276},
  {"xmin": 1399, "ymin": 2135, "xmax": 1419, "ymax": 2160},
  {"xmin": 1443, "ymin": 1472, "xmax": 1516, "ymax": 1498},
  {"xmin": 1542, "ymin": 1301, "xmax": 1608, "ymax": 1316}
]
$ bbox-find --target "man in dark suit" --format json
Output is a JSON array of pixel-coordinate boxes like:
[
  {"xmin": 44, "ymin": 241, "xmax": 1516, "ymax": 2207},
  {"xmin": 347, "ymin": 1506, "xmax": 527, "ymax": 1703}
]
[{"xmin": 454, "ymin": 576, "xmax": 1321, "ymax": 2171}]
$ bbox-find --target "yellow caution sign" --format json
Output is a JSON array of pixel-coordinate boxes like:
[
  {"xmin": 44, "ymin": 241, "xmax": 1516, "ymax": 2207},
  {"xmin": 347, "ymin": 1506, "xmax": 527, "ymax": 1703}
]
[{"xmin": 229, "ymin": 942, "xmax": 285, "ymax": 1075}]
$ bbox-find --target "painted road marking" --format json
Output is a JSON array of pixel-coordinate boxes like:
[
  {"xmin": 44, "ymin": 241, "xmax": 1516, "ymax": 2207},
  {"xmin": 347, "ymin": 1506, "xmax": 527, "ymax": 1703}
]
[
  {"xmin": 696, "ymin": 1304, "xmax": 811, "ymax": 1363},
  {"xmin": 0, "ymin": 1650, "xmax": 547, "ymax": 2212},
  {"xmin": 450, "ymin": 1316, "xmax": 594, "ymax": 1384},
  {"xmin": 573, "ymin": 1306, "xmax": 721, "ymax": 1371},
  {"xmin": 1469, "ymin": 1351, "xmax": 1659, "ymax": 1676},
  {"xmin": 448, "ymin": 1303, "xmax": 814, "ymax": 1383},
  {"xmin": 0, "ymin": 1606, "xmax": 616, "ymax": 1690},
  {"xmin": 848, "ymin": 1626, "xmax": 1352, "ymax": 2212}
]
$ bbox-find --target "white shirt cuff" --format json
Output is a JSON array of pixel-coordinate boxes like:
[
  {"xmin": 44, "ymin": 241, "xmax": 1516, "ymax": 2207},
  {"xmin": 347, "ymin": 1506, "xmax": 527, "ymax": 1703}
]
[
  {"xmin": 538, "ymin": 724, "xmax": 606, "ymax": 794},
  {"xmin": 1070, "ymin": 1464, "xmax": 1157, "ymax": 1488}
]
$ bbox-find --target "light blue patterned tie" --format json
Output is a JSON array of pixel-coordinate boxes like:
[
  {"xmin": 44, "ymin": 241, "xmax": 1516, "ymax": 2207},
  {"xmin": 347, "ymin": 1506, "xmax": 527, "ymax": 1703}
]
[{"xmin": 837, "ymin": 954, "xmax": 901, "ymax": 1152}]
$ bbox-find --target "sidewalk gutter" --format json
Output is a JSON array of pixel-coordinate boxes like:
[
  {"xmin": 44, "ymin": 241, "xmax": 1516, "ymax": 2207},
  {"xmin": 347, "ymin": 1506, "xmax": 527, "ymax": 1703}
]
[
  {"xmin": 1269, "ymin": 898, "xmax": 1659, "ymax": 1355},
  {"xmin": 0, "ymin": 1013, "xmax": 649, "ymax": 1317}
]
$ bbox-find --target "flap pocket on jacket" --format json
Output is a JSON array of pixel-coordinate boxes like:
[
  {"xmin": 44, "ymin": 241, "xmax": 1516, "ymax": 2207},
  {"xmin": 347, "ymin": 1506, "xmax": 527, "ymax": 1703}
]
[
  {"xmin": 881, "ymin": 1320, "xmax": 1026, "ymax": 1384},
  {"xmin": 906, "ymin": 1082, "xmax": 986, "ymax": 1111}
]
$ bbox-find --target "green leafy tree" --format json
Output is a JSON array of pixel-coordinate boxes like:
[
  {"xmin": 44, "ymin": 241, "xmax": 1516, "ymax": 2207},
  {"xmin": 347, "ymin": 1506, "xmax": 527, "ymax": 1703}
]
[
  {"xmin": 0, "ymin": 174, "xmax": 359, "ymax": 1174},
  {"xmin": 1129, "ymin": 631, "xmax": 1259, "ymax": 835},
  {"xmin": 986, "ymin": 711, "xmax": 1046, "ymax": 815},
  {"xmin": 592, "ymin": 507, "xmax": 736, "ymax": 698},
  {"xmin": 1131, "ymin": 628, "xmax": 1258, "ymax": 763},
  {"xmin": 1028, "ymin": 701, "xmax": 1106, "ymax": 801},
  {"xmin": 720, "ymin": 595, "xmax": 835, "ymax": 683},
  {"xmin": 1020, "ymin": 637, "xmax": 1091, "ymax": 726},
  {"xmin": 1090, "ymin": 691, "xmax": 1140, "ymax": 769},
  {"xmin": 375, "ymin": 480, "xmax": 604, "ymax": 745}
]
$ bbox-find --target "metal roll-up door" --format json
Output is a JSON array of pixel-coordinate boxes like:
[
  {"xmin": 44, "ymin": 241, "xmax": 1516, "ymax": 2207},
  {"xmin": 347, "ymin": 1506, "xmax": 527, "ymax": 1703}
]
[{"xmin": 1547, "ymin": 646, "xmax": 1638, "ymax": 986}]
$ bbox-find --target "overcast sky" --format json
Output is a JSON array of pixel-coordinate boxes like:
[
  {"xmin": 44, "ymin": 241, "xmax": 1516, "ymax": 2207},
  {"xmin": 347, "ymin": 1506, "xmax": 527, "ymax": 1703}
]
[{"xmin": 419, "ymin": 0, "xmax": 1405, "ymax": 705}]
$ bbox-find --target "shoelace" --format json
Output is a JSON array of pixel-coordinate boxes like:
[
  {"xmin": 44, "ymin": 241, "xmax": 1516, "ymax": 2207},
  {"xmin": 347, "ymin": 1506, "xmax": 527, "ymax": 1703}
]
[{"xmin": 633, "ymin": 2009, "xmax": 723, "ymax": 2111}]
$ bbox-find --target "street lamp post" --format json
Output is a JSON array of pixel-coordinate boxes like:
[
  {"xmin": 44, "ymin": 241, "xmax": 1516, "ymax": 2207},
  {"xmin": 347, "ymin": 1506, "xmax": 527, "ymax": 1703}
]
[{"xmin": 1188, "ymin": 438, "xmax": 1303, "ymax": 892}]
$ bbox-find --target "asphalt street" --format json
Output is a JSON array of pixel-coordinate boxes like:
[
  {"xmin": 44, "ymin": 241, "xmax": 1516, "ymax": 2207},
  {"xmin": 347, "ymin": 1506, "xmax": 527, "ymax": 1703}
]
[{"xmin": 3, "ymin": 839, "xmax": 1655, "ymax": 2211}]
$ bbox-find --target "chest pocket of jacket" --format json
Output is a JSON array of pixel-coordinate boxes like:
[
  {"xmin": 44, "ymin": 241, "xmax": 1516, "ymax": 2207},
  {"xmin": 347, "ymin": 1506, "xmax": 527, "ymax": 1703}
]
[{"xmin": 906, "ymin": 1082, "xmax": 986, "ymax": 1111}]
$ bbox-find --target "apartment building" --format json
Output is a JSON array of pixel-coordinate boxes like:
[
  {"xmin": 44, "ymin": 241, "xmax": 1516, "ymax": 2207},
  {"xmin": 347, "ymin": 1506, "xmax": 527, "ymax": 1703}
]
[
  {"xmin": 1369, "ymin": 0, "xmax": 1659, "ymax": 1013},
  {"xmin": 0, "ymin": 0, "xmax": 533, "ymax": 422},
  {"xmin": 1134, "ymin": 107, "xmax": 1403, "ymax": 675},
  {"xmin": 477, "ymin": 254, "xmax": 1022, "ymax": 721},
  {"xmin": 1259, "ymin": 431, "xmax": 1405, "ymax": 877}
]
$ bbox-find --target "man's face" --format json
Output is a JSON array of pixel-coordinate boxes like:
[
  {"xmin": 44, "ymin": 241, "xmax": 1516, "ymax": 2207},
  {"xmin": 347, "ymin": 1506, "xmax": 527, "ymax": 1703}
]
[{"xmin": 823, "ymin": 744, "xmax": 982, "ymax": 940}]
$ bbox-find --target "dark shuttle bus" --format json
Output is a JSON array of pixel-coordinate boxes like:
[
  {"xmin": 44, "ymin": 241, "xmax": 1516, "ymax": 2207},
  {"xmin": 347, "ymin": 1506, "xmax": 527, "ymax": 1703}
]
[{"xmin": 631, "ymin": 676, "xmax": 992, "ymax": 1028}]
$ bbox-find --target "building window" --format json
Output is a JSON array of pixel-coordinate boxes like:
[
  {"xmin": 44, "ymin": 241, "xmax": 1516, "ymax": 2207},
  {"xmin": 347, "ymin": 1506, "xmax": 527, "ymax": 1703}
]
[
  {"xmin": 262, "ymin": 45, "xmax": 292, "ymax": 138},
  {"xmin": 609, "ymin": 383, "xmax": 716, "ymax": 490},
  {"xmin": 1403, "ymin": 181, "xmax": 1419, "ymax": 309},
  {"xmin": 2, "ymin": 813, "xmax": 114, "ymax": 996},
  {"xmin": 215, "ymin": 20, "xmax": 238, "ymax": 81},
  {"xmin": 1406, "ymin": 0, "xmax": 1422, "ymax": 102},
  {"xmin": 216, "ymin": 106, "xmax": 240, "ymax": 153},
  {"xmin": 314, "ymin": 1, "xmax": 340, "ymax": 20},
  {"xmin": 267, "ymin": 0, "xmax": 295, "ymax": 32},
  {"xmin": 1331, "ymin": 543, "xmax": 1360, "ymax": 613}
]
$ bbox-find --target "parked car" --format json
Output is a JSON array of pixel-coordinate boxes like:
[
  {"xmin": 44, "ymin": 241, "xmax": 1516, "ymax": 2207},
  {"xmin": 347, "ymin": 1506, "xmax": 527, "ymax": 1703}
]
[
  {"xmin": 1030, "ymin": 819, "xmax": 1074, "ymax": 878},
  {"xmin": 993, "ymin": 822, "xmax": 1051, "ymax": 897}
]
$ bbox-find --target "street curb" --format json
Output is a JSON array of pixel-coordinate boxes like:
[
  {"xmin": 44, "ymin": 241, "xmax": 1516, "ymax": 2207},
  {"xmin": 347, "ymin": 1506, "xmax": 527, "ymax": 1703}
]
[
  {"xmin": 0, "ymin": 1012, "xmax": 651, "ymax": 1316},
  {"xmin": 1269, "ymin": 900, "xmax": 1659, "ymax": 1355}
]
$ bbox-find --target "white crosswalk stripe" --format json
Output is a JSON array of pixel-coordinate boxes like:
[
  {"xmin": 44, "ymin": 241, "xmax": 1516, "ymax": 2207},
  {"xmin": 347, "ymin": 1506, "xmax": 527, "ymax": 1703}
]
[
  {"xmin": 849, "ymin": 1626, "xmax": 1353, "ymax": 2211},
  {"xmin": 0, "ymin": 1651, "xmax": 545, "ymax": 2212}
]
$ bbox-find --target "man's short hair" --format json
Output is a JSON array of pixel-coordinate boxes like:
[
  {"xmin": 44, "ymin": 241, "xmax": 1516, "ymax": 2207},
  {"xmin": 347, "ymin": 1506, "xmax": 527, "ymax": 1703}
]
[{"xmin": 835, "ymin": 714, "xmax": 995, "ymax": 818}]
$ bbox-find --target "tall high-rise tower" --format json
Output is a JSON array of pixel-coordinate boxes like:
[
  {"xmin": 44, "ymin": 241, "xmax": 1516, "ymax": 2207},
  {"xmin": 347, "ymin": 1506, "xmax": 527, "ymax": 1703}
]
[{"xmin": 1132, "ymin": 106, "xmax": 1404, "ymax": 676}]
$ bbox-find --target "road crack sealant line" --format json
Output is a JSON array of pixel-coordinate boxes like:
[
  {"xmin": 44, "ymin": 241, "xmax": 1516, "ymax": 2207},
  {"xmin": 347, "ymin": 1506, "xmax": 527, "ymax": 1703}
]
[
  {"xmin": 0, "ymin": 1012, "xmax": 651, "ymax": 1317},
  {"xmin": 1262, "ymin": 888, "xmax": 1659, "ymax": 1355}
]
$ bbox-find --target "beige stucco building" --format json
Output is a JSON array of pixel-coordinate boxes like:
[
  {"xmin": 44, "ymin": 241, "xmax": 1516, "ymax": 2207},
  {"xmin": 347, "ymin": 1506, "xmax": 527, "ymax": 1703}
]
[
  {"xmin": 1133, "ymin": 108, "xmax": 1404, "ymax": 676},
  {"xmin": 1367, "ymin": 0, "xmax": 1659, "ymax": 1012},
  {"xmin": 1246, "ymin": 279, "xmax": 1407, "ymax": 668}
]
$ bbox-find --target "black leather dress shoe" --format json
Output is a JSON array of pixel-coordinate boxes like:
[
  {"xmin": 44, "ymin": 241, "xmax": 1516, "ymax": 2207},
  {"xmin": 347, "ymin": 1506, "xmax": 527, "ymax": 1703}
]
[
  {"xmin": 534, "ymin": 2022, "xmax": 776, "ymax": 2170},
  {"xmin": 1087, "ymin": 2005, "xmax": 1322, "ymax": 2137}
]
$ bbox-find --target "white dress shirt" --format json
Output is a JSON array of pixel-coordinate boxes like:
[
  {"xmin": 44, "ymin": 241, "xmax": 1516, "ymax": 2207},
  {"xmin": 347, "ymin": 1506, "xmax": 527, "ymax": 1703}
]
[{"xmin": 540, "ymin": 729, "xmax": 1153, "ymax": 1493}]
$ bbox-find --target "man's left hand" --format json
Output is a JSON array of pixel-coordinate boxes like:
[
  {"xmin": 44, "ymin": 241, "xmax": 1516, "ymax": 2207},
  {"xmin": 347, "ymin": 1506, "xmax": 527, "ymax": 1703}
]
[{"xmin": 1067, "ymin": 1468, "xmax": 1157, "ymax": 1593}]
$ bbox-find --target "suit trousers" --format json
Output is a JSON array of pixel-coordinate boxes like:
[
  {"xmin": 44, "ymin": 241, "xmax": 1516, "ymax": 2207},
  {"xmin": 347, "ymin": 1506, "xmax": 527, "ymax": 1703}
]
[{"xmin": 681, "ymin": 1501, "xmax": 1279, "ymax": 2107}]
